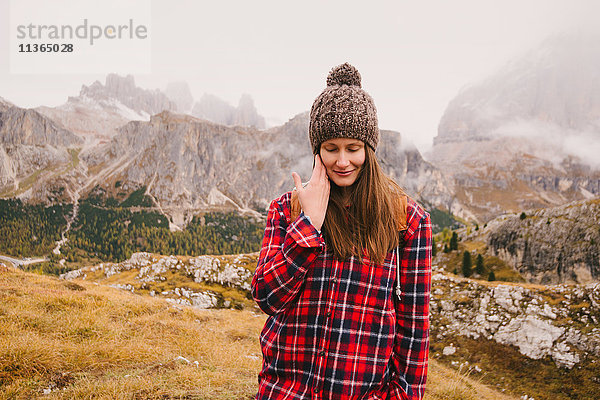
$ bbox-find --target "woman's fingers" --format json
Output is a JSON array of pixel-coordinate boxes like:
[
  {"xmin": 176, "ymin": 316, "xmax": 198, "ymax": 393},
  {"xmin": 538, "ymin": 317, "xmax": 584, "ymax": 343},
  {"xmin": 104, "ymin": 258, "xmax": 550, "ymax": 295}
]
[
  {"xmin": 291, "ymin": 171, "xmax": 302, "ymax": 191},
  {"xmin": 316, "ymin": 154, "xmax": 328, "ymax": 181},
  {"xmin": 314, "ymin": 155, "xmax": 328, "ymax": 186},
  {"xmin": 290, "ymin": 154, "xmax": 330, "ymax": 231},
  {"xmin": 309, "ymin": 154, "xmax": 321, "ymax": 182}
]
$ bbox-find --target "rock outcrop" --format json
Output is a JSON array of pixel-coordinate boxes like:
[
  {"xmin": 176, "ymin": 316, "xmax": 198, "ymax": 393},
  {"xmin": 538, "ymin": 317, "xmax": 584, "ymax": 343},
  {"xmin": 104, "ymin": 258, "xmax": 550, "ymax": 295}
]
[
  {"xmin": 486, "ymin": 198, "xmax": 600, "ymax": 284},
  {"xmin": 80, "ymin": 74, "xmax": 176, "ymax": 117},
  {"xmin": 430, "ymin": 272, "xmax": 600, "ymax": 369},
  {"xmin": 61, "ymin": 252, "xmax": 257, "ymax": 310},
  {"xmin": 0, "ymin": 96, "xmax": 14, "ymax": 111},
  {"xmin": 234, "ymin": 94, "xmax": 266, "ymax": 128}
]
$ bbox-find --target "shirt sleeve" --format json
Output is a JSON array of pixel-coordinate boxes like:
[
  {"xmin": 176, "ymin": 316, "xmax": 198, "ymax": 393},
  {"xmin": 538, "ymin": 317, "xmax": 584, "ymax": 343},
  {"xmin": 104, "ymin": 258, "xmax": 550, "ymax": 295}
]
[
  {"xmin": 388, "ymin": 212, "xmax": 432, "ymax": 400},
  {"xmin": 251, "ymin": 197, "xmax": 325, "ymax": 315}
]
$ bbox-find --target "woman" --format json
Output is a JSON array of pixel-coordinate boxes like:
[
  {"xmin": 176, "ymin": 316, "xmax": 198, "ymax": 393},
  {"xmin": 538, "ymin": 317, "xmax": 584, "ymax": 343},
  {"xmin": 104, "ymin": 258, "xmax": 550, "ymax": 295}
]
[{"xmin": 251, "ymin": 63, "xmax": 432, "ymax": 400}]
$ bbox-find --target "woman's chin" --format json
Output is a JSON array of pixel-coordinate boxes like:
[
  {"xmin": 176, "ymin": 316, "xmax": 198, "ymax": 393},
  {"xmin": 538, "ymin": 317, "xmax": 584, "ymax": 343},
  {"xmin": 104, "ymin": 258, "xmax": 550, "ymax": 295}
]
[{"xmin": 330, "ymin": 178, "xmax": 358, "ymax": 188}]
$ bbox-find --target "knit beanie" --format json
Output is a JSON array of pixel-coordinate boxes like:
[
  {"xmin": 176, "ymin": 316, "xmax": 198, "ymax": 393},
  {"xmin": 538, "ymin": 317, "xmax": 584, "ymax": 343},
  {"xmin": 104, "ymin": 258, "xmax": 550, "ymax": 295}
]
[{"xmin": 309, "ymin": 62, "xmax": 379, "ymax": 154}]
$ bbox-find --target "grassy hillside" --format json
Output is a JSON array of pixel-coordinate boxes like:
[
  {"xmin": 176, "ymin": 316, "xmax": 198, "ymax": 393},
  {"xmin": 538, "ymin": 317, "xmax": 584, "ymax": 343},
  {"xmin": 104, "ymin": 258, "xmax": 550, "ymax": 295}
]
[{"xmin": 0, "ymin": 265, "xmax": 516, "ymax": 400}]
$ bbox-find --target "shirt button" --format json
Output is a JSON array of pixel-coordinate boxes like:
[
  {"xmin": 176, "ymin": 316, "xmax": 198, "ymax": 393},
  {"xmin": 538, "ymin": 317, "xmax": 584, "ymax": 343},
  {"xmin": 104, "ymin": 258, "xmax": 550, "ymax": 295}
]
[
  {"xmin": 319, "ymin": 350, "xmax": 325, "ymax": 356},
  {"xmin": 326, "ymin": 311, "xmax": 331, "ymax": 317},
  {"xmin": 314, "ymin": 387, "xmax": 319, "ymax": 393}
]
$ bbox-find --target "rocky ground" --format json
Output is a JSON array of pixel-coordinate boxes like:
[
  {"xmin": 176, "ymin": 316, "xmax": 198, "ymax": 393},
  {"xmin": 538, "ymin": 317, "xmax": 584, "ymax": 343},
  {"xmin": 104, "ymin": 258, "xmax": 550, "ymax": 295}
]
[
  {"xmin": 61, "ymin": 251, "xmax": 600, "ymax": 398},
  {"xmin": 429, "ymin": 269, "xmax": 600, "ymax": 369}
]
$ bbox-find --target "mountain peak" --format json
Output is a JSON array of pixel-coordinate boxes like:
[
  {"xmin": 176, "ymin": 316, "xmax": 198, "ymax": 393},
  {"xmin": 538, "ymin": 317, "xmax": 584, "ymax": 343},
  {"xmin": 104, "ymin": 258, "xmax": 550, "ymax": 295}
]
[
  {"xmin": 165, "ymin": 81, "xmax": 194, "ymax": 114},
  {"xmin": 74, "ymin": 73, "xmax": 176, "ymax": 117},
  {"xmin": 150, "ymin": 110, "xmax": 204, "ymax": 125},
  {"xmin": 191, "ymin": 93, "xmax": 266, "ymax": 129}
]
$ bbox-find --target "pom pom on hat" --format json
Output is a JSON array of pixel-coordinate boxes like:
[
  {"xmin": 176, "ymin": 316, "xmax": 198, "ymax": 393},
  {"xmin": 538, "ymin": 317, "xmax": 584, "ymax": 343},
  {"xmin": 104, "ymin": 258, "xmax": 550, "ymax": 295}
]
[{"xmin": 326, "ymin": 63, "xmax": 362, "ymax": 88}]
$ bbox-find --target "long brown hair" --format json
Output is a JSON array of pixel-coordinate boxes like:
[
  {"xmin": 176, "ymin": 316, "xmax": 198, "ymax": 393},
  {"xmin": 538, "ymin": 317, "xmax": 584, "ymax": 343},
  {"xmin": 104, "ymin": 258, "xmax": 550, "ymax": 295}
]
[{"xmin": 320, "ymin": 145, "xmax": 406, "ymax": 265}]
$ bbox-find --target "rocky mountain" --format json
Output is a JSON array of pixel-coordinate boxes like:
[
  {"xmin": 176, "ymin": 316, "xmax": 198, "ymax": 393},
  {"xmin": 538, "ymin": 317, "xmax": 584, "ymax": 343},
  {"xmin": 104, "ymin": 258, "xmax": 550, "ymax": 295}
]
[
  {"xmin": 192, "ymin": 93, "xmax": 266, "ymax": 129},
  {"xmin": 165, "ymin": 81, "xmax": 194, "ymax": 114},
  {"xmin": 427, "ymin": 32, "xmax": 600, "ymax": 222},
  {"xmin": 80, "ymin": 74, "xmax": 176, "ymax": 117},
  {"xmin": 0, "ymin": 104, "xmax": 84, "ymax": 203},
  {"xmin": 235, "ymin": 94, "xmax": 266, "ymax": 128},
  {"xmin": 79, "ymin": 111, "xmax": 453, "ymax": 229},
  {"xmin": 36, "ymin": 74, "xmax": 176, "ymax": 140},
  {"xmin": 376, "ymin": 130, "xmax": 466, "ymax": 221},
  {"xmin": 483, "ymin": 198, "xmax": 600, "ymax": 284}
]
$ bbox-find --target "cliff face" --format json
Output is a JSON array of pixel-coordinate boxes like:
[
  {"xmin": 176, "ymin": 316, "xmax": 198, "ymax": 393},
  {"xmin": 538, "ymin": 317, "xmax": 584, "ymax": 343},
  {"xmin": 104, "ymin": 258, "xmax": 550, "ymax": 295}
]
[
  {"xmin": 486, "ymin": 198, "xmax": 600, "ymax": 284},
  {"xmin": 0, "ymin": 105, "xmax": 84, "ymax": 203},
  {"xmin": 376, "ymin": 129, "xmax": 460, "ymax": 219},
  {"xmin": 79, "ymin": 111, "xmax": 453, "ymax": 228},
  {"xmin": 427, "ymin": 32, "xmax": 600, "ymax": 222}
]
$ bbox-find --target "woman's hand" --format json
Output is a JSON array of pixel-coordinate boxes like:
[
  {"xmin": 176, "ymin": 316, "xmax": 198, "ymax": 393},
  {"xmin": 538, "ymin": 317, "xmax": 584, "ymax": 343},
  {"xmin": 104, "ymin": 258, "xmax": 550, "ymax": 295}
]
[{"xmin": 291, "ymin": 154, "xmax": 330, "ymax": 231}]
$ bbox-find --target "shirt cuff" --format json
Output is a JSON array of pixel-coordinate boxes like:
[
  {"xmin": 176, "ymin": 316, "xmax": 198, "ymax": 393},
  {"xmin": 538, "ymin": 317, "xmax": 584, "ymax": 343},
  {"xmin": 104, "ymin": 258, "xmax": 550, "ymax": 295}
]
[
  {"xmin": 302, "ymin": 213, "xmax": 321, "ymax": 235},
  {"xmin": 286, "ymin": 211, "xmax": 324, "ymax": 249}
]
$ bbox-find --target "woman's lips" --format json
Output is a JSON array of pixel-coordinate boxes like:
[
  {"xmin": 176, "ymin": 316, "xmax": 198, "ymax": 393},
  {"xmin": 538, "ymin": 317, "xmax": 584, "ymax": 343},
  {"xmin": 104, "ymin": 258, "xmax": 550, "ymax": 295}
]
[{"xmin": 334, "ymin": 170, "xmax": 354, "ymax": 176}]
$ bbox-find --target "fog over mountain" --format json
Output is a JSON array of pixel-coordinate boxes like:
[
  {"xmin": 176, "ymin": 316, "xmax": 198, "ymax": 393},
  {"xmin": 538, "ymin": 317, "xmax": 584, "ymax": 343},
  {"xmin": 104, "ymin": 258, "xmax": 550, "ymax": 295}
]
[
  {"xmin": 431, "ymin": 32, "xmax": 600, "ymax": 165},
  {"xmin": 427, "ymin": 31, "xmax": 600, "ymax": 222},
  {"xmin": 191, "ymin": 93, "xmax": 266, "ymax": 129},
  {"xmin": 164, "ymin": 81, "xmax": 194, "ymax": 114}
]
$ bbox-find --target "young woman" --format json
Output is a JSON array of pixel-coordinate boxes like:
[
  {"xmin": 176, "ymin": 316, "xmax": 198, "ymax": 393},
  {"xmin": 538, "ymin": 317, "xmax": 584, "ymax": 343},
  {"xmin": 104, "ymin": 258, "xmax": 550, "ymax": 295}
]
[{"xmin": 251, "ymin": 63, "xmax": 432, "ymax": 400}]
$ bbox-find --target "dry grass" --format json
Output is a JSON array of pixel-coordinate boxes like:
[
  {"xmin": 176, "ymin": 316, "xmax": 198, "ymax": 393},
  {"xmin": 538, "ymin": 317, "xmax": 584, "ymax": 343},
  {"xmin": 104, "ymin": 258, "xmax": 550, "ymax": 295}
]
[
  {"xmin": 426, "ymin": 360, "xmax": 515, "ymax": 400},
  {"xmin": 0, "ymin": 266, "xmax": 515, "ymax": 399}
]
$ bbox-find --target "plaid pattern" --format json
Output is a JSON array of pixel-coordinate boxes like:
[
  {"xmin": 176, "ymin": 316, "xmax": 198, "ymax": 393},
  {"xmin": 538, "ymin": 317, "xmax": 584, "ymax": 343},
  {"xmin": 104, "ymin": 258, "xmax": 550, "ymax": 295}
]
[{"xmin": 252, "ymin": 191, "xmax": 431, "ymax": 400}]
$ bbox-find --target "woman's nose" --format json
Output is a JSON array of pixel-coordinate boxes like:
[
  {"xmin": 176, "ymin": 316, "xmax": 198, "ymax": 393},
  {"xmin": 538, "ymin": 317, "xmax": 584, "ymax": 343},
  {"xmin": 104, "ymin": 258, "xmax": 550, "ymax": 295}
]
[{"xmin": 336, "ymin": 153, "xmax": 350, "ymax": 167}]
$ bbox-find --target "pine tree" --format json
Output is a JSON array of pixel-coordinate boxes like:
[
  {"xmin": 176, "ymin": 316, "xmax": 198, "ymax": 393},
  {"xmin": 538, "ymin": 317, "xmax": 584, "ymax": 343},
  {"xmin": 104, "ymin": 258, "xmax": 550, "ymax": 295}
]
[
  {"xmin": 432, "ymin": 237, "xmax": 437, "ymax": 257},
  {"xmin": 450, "ymin": 231, "xmax": 458, "ymax": 251},
  {"xmin": 462, "ymin": 251, "xmax": 472, "ymax": 277},
  {"xmin": 475, "ymin": 254, "xmax": 484, "ymax": 275},
  {"xmin": 488, "ymin": 270, "xmax": 496, "ymax": 281}
]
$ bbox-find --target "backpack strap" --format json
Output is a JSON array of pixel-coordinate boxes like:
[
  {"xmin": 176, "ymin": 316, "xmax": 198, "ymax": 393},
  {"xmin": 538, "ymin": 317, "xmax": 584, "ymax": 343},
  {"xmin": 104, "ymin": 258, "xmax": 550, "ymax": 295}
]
[
  {"xmin": 396, "ymin": 194, "xmax": 408, "ymax": 231},
  {"xmin": 395, "ymin": 194, "xmax": 409, "ymax": 301},
  {"xmin": 290, "ymin": 190, "xmax": 302, "ymax": 223}
]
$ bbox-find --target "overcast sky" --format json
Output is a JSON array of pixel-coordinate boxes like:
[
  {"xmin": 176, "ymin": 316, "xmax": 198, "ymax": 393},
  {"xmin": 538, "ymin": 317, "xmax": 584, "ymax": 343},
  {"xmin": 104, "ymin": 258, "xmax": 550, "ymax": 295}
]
[{"xmin": 1, "ymin": 0, "xmax": 598, "ymax": 153}]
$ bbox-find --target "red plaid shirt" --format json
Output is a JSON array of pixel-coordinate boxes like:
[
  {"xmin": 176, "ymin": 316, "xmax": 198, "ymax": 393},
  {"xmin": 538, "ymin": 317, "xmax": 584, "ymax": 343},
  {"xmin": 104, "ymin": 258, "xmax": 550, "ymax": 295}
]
[{"xmin": 252, "ymin": 191, "xmax": 431, "ymax": 400}]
